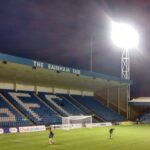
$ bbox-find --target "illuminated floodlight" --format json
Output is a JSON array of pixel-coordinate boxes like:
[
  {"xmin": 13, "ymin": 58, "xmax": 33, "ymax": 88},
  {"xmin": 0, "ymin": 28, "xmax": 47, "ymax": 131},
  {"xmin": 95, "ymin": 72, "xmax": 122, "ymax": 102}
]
[
  {"xmin": 111, "ymin": 22, "xmax": 139, "ymax": 49},
  {"xmin": 110, "ymin": 21, "xmax": 139, "ymax": 119},
  {"xmin": 110, "ymin": 21, "xmax": 140, "ymax": 80}
]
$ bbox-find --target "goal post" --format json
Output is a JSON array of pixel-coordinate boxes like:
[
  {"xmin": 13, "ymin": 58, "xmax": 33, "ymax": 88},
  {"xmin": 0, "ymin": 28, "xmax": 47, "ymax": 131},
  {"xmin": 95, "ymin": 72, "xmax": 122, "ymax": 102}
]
[{"xmin": 62, "ymin": 115, "xmax": 92, "ymax": 129}]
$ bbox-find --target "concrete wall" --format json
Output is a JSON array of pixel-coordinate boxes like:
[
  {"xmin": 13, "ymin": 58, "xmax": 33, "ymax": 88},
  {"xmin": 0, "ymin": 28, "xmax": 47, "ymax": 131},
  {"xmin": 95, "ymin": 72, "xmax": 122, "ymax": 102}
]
[
  {"xmin": 0, "ymin": 82, "xmax": 14, "ymax": 90},
  {"xmin": 95, "ymin": 85, "xmax": 128, "ymax": 118},
  {"xmin": 0, "ymin": 82, "xmax": 93, "ymax": 96},
  {"xmin": 16, "ymin": 83, "xmax": 35, "ymax": 91},
  {"xmin": 37, "ymin": 86, "xmax": 53, "ymax": 93}
]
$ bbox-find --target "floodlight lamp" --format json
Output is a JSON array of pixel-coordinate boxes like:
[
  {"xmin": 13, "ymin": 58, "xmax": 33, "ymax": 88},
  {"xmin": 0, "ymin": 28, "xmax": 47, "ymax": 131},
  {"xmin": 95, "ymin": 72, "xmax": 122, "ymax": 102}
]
[{"xmin": 111, "ymin": 22, "xmax": 139, "ymax": 49}]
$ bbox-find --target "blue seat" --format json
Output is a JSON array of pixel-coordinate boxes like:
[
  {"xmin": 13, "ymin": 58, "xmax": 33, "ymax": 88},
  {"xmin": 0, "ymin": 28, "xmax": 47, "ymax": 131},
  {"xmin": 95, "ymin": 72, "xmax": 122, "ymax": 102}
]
[
  {"xmin": 71, "ymin": 95, "xmax": 125, "ymax": 122},
  {"xmin": 0, "ymin": 95, "xmax": 31, "ymax": 127},
  {"xmin": 38, "ymin": 92, "xmax": 85, "ymax": 116},
  {"xmin": 140, "ymin": 112, "xmax": 150, "ymax": 123},
  {"xmin": 1, "ymin": 90, "xmax": 61, "ymax": 125}
]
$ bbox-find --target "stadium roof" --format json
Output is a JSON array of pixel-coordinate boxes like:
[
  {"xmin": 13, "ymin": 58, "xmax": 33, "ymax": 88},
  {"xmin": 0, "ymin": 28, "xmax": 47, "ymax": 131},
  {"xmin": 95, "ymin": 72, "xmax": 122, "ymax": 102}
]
[
  {"xmin": 129, "ymin": 97, "xmax": 150, "ymax": 106},
  {"xmin": 0, "ymin": 53, "xmax": 130, "ymax": 91}
]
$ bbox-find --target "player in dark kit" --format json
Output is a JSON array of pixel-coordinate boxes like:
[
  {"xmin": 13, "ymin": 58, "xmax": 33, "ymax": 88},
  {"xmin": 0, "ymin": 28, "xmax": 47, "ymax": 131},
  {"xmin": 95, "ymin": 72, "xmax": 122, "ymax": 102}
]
[
  {"xmin": 109, "ymin": 128, "xmax": 115, "ymax": 139},
  {"xmin": 49, "ymin": 128, "xmax": 54, "ymax": 144}
]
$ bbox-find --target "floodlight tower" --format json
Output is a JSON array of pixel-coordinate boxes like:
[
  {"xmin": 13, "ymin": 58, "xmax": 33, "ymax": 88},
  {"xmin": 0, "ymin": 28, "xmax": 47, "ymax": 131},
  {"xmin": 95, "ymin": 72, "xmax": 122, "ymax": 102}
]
[
  {"xmin": 121, "ymin": 49, "xmax": 130, "ymax": 80},
  {"xmin": 111, "ymin": 22, "xmax": 139, "ymax": 80},
  {"xmin": 111, "ymin": 22, "xmax": 139, "ymax": 119}
]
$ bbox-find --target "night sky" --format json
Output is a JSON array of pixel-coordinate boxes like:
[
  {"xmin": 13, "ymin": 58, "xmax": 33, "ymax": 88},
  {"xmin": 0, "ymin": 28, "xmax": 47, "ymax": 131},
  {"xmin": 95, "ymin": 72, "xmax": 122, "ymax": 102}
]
[{"xmin": 0, "ymin": 0, "xmax": 150, "ymax": 97}]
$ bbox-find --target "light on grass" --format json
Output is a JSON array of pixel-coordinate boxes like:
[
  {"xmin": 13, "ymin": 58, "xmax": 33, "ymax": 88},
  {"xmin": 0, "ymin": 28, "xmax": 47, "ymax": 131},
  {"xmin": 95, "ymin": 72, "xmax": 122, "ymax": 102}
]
[{"xmin": 111, "ymin": 22, "xmax": 139, "ymax": 49}]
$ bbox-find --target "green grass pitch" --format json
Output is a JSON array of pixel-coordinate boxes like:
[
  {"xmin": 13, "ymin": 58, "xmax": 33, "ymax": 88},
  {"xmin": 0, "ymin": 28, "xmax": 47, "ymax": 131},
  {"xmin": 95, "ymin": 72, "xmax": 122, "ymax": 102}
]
[{"xmin": 0, "ymin": 125, "xmax": 150, "ymax": 150}]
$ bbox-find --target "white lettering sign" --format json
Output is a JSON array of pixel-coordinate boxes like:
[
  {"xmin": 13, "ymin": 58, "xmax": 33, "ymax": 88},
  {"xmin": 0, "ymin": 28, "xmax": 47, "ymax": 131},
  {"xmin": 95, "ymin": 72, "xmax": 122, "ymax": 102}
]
[
  {"xmin": 33, "ymin": 61, "xmax": 80, "ymax": 75},
  {"xmin": 19, "ymin": 125, "xmax": 46, "ymax": 133},
  {"xmin": 9, "ymin": 128, "xmax": 18, "ymax": 133},
  {"xmin": 73, "ymin": 69, "xmax": 80, "ymax": 74},
  {"xmin": 33, "ymin": 61, "xmax": 44, "ymax": 68}
]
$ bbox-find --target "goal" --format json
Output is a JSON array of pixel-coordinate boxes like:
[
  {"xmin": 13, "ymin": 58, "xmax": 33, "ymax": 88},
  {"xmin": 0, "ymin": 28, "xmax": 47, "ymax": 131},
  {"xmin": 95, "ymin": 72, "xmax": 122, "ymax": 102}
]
[{"xmin": 62, "ymin": 115, "xmax": 92, "ymax": 129}]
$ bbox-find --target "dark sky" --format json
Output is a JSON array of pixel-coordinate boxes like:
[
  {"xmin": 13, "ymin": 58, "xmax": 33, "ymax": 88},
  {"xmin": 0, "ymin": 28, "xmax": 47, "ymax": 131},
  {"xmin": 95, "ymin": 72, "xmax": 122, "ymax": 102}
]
[{"xmin": 0, "ymin": 0, "xmax": 150, "ymax": 97}]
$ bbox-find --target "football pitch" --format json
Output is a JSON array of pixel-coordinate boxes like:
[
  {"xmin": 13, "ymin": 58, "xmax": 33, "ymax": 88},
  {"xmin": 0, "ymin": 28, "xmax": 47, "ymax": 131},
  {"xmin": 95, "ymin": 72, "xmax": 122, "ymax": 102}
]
[{"xmin": 0, "ymin": 125, "xmax": 150, "ymax": 150}]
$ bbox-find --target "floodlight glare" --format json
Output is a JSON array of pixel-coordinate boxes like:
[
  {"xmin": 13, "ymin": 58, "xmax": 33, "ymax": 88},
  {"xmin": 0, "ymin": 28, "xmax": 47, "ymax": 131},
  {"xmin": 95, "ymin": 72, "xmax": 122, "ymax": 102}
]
[{"xmin": 111, "ymin": 22, "xmax": 139, "ymax": 49}]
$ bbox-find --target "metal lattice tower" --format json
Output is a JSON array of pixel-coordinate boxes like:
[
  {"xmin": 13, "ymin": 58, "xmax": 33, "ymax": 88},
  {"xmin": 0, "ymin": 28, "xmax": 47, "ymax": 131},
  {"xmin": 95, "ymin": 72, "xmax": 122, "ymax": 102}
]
[
  {"xmin": 121, "ymin": 48, "xmax": 130, "ymax": 80},
  {"xmin": 121, "ymin": 48, "xmax": 130, "ymax": 119}
]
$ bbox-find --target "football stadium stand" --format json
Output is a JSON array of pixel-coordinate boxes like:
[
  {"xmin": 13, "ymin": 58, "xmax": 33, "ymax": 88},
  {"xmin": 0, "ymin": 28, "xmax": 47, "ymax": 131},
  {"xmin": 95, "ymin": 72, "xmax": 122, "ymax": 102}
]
[
  {"xmin": 129, "ymin": 97, "xmax": 150, "ymax": 122},
  {"xmin": 1, "ymin": 90, "xmax": 61, "ymax": 125},
  {"xmin": 139, "ymin": 112, "xmax": 150, "ymax": 123},
  {"xmin": 71, "ymin": 95, "xmax": 125, "ymax": 121},
  {"xmin": 0, "ymin": 53, "xmax": 132, "ymax": 127},
  {"xmin": 0, "ymin": 93, "xmax": 31, "ymax": 127},
  {"xmin": 38, "ymin": 92, "xmax": 85, "ymax": 116}
]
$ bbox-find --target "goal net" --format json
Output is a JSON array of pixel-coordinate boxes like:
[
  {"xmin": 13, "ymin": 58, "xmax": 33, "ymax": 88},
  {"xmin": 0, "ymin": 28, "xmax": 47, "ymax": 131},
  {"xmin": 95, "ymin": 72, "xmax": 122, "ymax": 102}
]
[{"xmin": 62, "ymin": 116, "xmax": 92, "ymax": 129}]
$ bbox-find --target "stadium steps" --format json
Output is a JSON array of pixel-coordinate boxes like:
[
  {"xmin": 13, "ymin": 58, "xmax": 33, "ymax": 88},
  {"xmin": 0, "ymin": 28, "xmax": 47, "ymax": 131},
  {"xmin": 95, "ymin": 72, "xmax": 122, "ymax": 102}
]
[
  {"xmin": 1, "ymin": 91, "xmax": 62, "ymax": 125},
  {"xmin": 55, "ymin": 93, "xmax": 85, "ymax": 116},
  {"xmin": 26, "ymin": 93, "xmax": 62, "ymax": 125},
  {"xmin": 0, "ymin": 94, "xmax": 33, "ymax": 125},
  {"xmin": 61, "ymin": 95, "xmax": 86, "ymax": 114},
  {"xmin": 0, "ymin": 94, "xmax": 32, "ymax": 127},
  {"xmin": 95, "ymin": 94, "xmax": 127, "ymax": 117},
  {"xmin": 72, "ymin": 95, "xmax": 125, "ymax": 122},
  {"xmin": 1, "ymin": 92, "xmax": 38, "ymax": 125},
  {"xmin": 37, "ymin": 93, "xmax": 70, "ymax": 117},
  {"xmin": 90, "ymin": 97, "xmax": 126, "ymax": 121},
  {"xmin": 33, "ymin": 93, "xmax": 63, "ymax": 116},
  {"xmin": 65, "ymin": 95, "xmax": 105, "ymax": 122}
]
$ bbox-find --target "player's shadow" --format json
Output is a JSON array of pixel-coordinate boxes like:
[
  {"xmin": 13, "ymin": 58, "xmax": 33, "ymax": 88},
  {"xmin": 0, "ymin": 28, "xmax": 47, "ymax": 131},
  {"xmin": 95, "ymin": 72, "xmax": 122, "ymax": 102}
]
[{"xmin": 43, "ymin": 143, "xmax": 64, "ymax": 147}]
